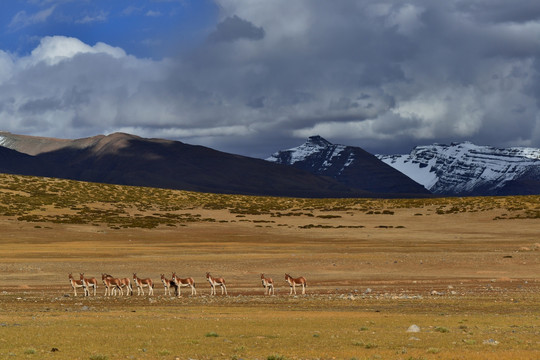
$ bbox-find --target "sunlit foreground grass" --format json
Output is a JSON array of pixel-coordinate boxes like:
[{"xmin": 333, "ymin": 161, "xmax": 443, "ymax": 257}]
[
  {"xmin": 1, "ymin": 292, "xmax": 538, "ymax": 360},
  {"xmin": 0, "ymin": 173, "xmax": 539, "ymax": 359}
]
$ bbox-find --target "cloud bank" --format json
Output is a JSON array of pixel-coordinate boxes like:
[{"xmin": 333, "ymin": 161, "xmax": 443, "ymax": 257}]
[{"xmin": 1, "ymin": 0, "xmax": 540, "ymax": 157}]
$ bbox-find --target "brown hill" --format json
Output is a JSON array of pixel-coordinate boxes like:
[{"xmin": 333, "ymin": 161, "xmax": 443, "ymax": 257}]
[
  {"xmin": 0, "ymin": 132, "xmax": 369, "ymax": 198},
  {"xmin": 0, "ymin": 132, "xmax": 433, "ymax": 198}
]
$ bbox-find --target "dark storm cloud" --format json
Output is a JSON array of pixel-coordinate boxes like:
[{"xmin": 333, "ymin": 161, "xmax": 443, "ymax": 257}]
[
  {"xmin": 207, "ymin": 15, "xmax": 265, "ymax": 42},
  {"xmin": 1, "ymin": 1, "xmax": 540, "ymax": 157},
  {"xmin": 456, "ymin": 0, "xmax": 540, "ymax": 24},
  {"xmin": 246, "ymin": 96, "xmax": 265, "ymax": 109},
  {"xmin": 18, "ymin": 97, "xmax": 62, "ymax": 114}
]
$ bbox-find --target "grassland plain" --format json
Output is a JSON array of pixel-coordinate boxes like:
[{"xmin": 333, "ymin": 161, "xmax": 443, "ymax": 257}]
[{"xmin": 0, "ymin": 174, "xmax": 539, "ymax": 360}]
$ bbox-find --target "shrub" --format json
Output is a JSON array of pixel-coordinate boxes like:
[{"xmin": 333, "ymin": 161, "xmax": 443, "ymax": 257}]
[
  {"xmin": 267, "ymin": 355, "xmax": 286, "ymax": 360},
  {"xmin": 353, "ymin": 341, "xmax": 377, "ymax": 348},
  {"xmin": 89, "ymin": 355, "xmax": 108, "ymax": 360},
  {"xmin": 434, "ymin": 326, "xmax": 450, "ymax": 333}
]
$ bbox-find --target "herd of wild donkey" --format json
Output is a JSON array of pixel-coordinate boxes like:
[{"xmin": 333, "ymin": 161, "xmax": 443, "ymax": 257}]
[{"xmin": 68, "ymin": 272, "xmax": 308, "ymax": 297}]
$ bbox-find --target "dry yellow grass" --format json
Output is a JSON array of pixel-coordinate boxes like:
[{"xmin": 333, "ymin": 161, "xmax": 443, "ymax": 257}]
[{"xmin": 0, "ymin": 174, "xmax": 539, "ymax": 359}]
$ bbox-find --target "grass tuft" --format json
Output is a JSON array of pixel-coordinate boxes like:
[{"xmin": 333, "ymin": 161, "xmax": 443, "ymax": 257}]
[
  {"xmin": 353, "ymin": 341, "xmax": 378, "ymax": 349},
  {"xmin": 89, "ymin": 355, "xmax": 108, "ymax": 360},
  {"xmin": 434, "ymin": 326, "xmax": 450, "ymax": 333},
  {"xmin": 267, "ymin": 355, "xmax": 287, "ymax": 360}
]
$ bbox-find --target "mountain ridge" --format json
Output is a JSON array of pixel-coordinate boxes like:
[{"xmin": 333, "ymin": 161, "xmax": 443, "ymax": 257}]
[
  {"xmin": 377, "ymin": 141, "xmax": 540, "ymax": 196},
  {"xmin": 5, "ymin": 131, "xmax": 537, "ymax": 197},
  {"xmin": 0, "ymin": 131, "xmax": 376, "ymax": 198},
  {"xmin": 267, "ymin": 135, "xmax": 431, "ymax": 196}
]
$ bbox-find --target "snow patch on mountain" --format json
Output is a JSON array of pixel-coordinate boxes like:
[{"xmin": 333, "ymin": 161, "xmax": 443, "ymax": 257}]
[
  {"xmin": 378, "ymin": 153, "xmax": 439, "ymax": 190},
  {"xmin": 340, "ymin": 152, "xmax": 355, "ymax": 174},
  {"xmin": 270, "ymin": 135, "xmax": 333, "ymax": 165},
  {"xmin": 377, "ymin": 142, "xmax": 540, "ymax": 195},
  {"xmin": 321, "ymin": 145, "xmax": 346, "ymax": 170},
  {"xmin": 267, "ymin": 135, "xmax": 431, "ymax": 195},
  {"xmin": 267, "ymin": 136, "xmax": 352, "ymax": 174},
  {"xmin": 0, "ymin": 134, "xmax": 12, "ymax": 149}
]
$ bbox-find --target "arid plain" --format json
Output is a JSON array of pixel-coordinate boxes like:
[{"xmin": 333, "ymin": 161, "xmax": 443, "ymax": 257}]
[{"xmin": 0, "ymin": 174, "xmax": 538, "ymax": 360}]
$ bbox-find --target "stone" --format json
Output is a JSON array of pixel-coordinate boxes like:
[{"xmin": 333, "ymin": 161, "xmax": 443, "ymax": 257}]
[
  {"xmin": 407, "ymin": 324, "xmax": 421, "ymax": 333},
  {"xmin": 483, "ymin": 339, "xmax": 499, "ymax": 346}
]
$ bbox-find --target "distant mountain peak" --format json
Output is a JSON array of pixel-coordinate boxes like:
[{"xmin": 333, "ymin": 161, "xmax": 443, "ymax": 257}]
[
  {"xmin": 377, "ymin": 142, "xmax": 540, "ymax": 196},
  {"xmin": 267, "ymin": 136, "xmax": 431, "ymax": 195},
  {"xmin": 267, "ymin": 136, "xmax": 335, "ymax": 165},
  {"xmin": 307, "ymin": 135, "xmax": 333, "ymax": 147}
]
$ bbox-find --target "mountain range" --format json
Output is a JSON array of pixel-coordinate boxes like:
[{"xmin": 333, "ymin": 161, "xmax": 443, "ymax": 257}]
[
  {"xmin": 377, "ymin": 142, "xmax": 540, "ymax": 196},
  {"xmin": 1, "ymin": 131, "xmax": 539, "ymax": 197},
  {"xmin": 0, "ymin": 131, "xmax": 420, "ymax": 198},
  {"xmin": 267, "ymin": 135, "xmax": 540, "ymax": 196}
]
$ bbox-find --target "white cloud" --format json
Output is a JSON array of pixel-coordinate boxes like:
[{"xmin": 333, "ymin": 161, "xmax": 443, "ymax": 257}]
[
  {"xmin": 24, "ymin": 36, "xmax": 126, "ymax": 66},
  {"xmin": 0, "ymin": 51, "xmax": 14, "ymax": 84},
  {"xmin": 0, "ymin": 36, "xmax": 160, "ymax": 139},
  {"xmin": 75, "ymin": 11, "xmax": 108, "ymax": 24},
  {"xmin": 8, "ymin": 6, "xmax": 56, "ymax": 30}
]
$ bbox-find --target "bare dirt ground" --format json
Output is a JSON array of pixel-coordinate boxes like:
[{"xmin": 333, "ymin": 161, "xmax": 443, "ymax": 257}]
[
  {"xmin": 1, "ymin": 204, "xmax": 538, "ymax": 294},
  {"xmin": 0, "ymin": 176, "xmax": 539, "ymax": 359}
]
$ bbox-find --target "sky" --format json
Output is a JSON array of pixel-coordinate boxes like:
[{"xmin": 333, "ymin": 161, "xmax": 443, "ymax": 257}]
[{"xmin": 1, "ymin": 0, "xmax": 540, "ymax": 158}]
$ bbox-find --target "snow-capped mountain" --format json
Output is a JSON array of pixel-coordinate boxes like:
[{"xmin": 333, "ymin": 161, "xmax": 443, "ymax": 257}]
[
  {"xmin": 267, "ymin": 136, "xmax": 431, "ymax": 196},
  {"xmin": 377, "ymin": 142, "xmax": 540, "ymax": 196}
]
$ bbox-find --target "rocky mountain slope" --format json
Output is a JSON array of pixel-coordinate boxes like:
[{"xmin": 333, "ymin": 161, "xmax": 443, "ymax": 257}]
[
  {"xmin": 377, "ymin": 142, "xmax": 540, "ymax": 196},
  {"xmin": 266, "ymin": 136, "xmax": 431, "ymax": 196}
]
